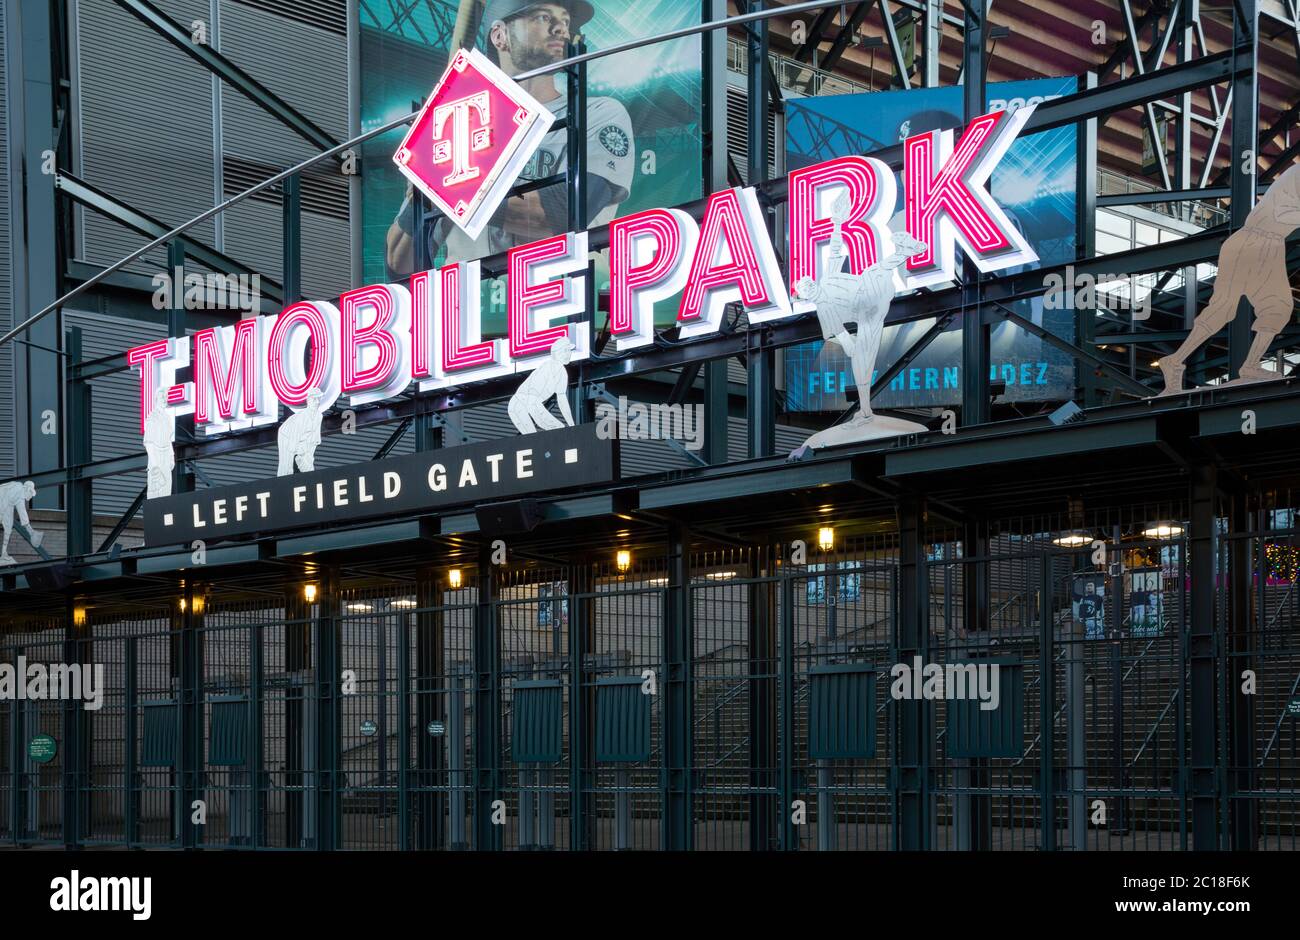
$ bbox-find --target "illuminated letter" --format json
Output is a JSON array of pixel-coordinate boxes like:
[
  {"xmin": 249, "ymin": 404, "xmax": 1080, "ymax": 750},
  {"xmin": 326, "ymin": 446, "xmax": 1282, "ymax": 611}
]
[
  {"xmin": 193, "ymin": 318, "xmax": 274, "ymax": 434},
  {"xmin": 424, "ymin": 260, "xmax": 509, "ymax": 389},
  {"xmin": 903, "ymin": 105, "xmax": 1038, "ymax": 288},
  {"xmin": 128, "ymin": 337, "xmax": 191, "ymax": 434},
  {"xmin": 339, "ymin": 283, "xmax": 413, "ymax": 406},
  {"xmin": 609, "ymin": 208, "xmax": 698, "ymax": 350},
  {"xmin": 266, "ymin": 300, "xmax": 342, "ymax": 409},
  {"xmin": 787, "ymin": 155, "xmax": 896, "ymax": 310},
  {"xmin": 507, "ymin": 231, "xmax": 589, "ymax": 362},
  {"xmin": 677, "ymin": 187, "xmax": 790, "ymax": 337}
]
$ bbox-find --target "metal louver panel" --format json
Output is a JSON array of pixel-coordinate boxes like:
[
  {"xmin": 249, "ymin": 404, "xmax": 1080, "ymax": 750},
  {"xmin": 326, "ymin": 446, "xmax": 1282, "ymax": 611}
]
[
  {"xmin": 222, "ymin": 155, "xmax": 349, "ymax": 221},
  {"xmin": 808, "ymin": 663, "xmax": 876, "ymax": 760},
  {"xmin": 595, "ymin": 676, "xmax": 650, "ymax": 764},
  {"xmin": 207, "ymin": 695, "xmax": 249, "ymax": 766},
  {"xmin": 946, "ymin": 658, "xmax": 1024, "ymax": 759},
  {"xmin": 511, "ymin": 680, "xmax": 563, "ymax": 764},
  {"xmin": 724, "ymin": 86, "xmax": 779, "ymax": 185},
  {"xmin": 140, "ymin": 699, "xmax": 178, "ymax": 767},
  {"xmin": 228, "ymin": 0, "xmax": 346, "ymax": 35}
]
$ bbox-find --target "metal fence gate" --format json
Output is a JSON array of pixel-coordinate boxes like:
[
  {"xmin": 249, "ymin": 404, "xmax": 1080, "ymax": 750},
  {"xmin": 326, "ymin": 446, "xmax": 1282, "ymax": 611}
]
[{"xmin": 4, "ymin": 493, "xmax": 1299, "ymax": 849}]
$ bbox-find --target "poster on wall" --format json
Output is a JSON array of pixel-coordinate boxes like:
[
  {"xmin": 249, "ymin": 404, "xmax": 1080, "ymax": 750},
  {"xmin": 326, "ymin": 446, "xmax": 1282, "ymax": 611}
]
[
  {"xmin": 359, "ymin": 0, "xmax": 702, "ymax": 331},
  {"xmin": 1126, "ymin": 568, "xmax": 1164, "ymax": 637},
  {"xmin": 1071, "ymin": 573, "xmax": 1108, "ymax": 640},
  {"xmin": 784, "ymin": 77, "xmax": 1079, "ymax": 412},
  {"xmin": 806, "ymin": 562, "xmax": 862, "ymax": 604}
]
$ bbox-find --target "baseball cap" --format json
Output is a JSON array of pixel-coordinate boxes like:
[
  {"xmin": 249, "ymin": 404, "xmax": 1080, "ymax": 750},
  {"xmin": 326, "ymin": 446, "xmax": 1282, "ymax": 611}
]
[{"xmin": 482, "ymin": 0, "xmax": 595, "ymax": 31}]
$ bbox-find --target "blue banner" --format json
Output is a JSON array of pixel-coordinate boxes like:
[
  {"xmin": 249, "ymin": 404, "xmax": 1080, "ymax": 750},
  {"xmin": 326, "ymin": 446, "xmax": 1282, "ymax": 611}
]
[{"xmin": 784, "ymin": 78, "xmax": 1078, "ymax": 411}]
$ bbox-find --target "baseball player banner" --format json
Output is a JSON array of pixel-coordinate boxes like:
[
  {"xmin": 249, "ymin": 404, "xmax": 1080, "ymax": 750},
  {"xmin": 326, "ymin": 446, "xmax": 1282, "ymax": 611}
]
[
  {"xmin": 359, "ymin": 0, "xmax": 703, "ymax": 334},
  {"xmin": 784, "ymin": 77, "xmax": 1079, "ymax": 412}
]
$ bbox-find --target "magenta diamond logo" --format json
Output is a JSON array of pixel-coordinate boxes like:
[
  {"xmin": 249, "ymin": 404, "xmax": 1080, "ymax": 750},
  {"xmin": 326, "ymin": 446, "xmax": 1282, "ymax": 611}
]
[{"xmin": 393, "ymin": 47, "xmax": 555, "ymax": 240}]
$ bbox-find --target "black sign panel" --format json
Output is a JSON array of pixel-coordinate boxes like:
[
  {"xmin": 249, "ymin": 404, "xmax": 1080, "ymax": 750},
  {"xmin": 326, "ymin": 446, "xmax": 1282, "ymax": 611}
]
[{"xmin": 144, "ymin": 425, "xmax": 616, "ymax": 546}]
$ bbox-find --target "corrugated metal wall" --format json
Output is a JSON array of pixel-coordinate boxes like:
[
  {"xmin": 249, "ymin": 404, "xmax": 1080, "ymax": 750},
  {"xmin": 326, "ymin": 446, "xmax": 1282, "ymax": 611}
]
[
  {"xmin": 0, "ymin": 5, "xmax": 15, "ymax": 480},
  {"xmin": 74, "ymin": 0, "xmax": 217, "ymax": 276},
  {"xmin": 216, "ymin": 0, "xmax": 350, "ymax": 300}
]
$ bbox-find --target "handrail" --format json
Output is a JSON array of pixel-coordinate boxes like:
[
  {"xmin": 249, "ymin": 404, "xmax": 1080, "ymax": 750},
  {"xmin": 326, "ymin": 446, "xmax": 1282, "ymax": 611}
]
[
  {"xmin": 0, "ymin": 0, "xmax": 847, "ymax": 349},
  {"xmin": 1261, "ymin": 665, "xmax": 1300, "ymax": 763},
  {"xmin": 1128, "ymin": 686, "xmax": 1181, "ymax": 769}
]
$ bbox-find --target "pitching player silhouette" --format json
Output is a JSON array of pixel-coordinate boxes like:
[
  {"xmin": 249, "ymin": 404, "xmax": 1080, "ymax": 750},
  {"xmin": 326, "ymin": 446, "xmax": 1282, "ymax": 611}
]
[{"xmin": 1160, "ymin": 162, "xmax": 1300, "ymax": 393}]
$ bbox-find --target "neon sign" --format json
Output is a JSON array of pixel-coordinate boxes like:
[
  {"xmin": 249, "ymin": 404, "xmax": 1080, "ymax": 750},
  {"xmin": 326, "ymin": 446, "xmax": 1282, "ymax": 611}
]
[{"xmin": 130, "ymin": 103, "xmax": 1039, "ymax": 448}]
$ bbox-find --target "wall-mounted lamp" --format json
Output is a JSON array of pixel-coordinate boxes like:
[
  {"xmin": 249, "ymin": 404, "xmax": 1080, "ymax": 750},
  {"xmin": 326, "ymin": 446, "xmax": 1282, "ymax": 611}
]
[
  {"xmin": 1052, "ymin": 531, "xmax": 1093, "ymax": 547},
  {"xmin": 818, "ymin": 527, "xmax": 834, "ymax": 551}
]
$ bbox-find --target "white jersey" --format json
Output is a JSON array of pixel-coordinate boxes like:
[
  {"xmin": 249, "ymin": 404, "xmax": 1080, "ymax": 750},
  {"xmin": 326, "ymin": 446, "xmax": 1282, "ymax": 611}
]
[{"xmin": 436, "ymin": 84, "xmax": 635, "ymax": 263}]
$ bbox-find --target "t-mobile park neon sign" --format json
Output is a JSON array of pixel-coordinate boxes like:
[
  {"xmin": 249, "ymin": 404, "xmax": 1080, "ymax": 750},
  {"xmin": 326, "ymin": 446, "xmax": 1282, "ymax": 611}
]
[{"xmin": 128, "ymin": 105, "xmax": 1037, "ymax": 439}]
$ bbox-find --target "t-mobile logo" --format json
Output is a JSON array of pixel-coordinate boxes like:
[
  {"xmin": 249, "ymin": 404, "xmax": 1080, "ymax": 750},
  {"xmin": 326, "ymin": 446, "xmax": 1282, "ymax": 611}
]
[{"xmin": 432, "ymin": 91, "xmax": 492, "ymax": 186}]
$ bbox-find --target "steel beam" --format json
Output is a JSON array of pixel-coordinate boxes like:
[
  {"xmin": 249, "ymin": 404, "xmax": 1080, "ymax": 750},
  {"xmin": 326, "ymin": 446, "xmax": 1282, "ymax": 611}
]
[
  {"xmin": 1228, "ymin": 0, "xmax": 1260, "ymax": 378},
  {"xmin": 65, "ymin": 328, "xmax": 93, "ymax": 558},
  {"xmin": 703, "ymin": 0, "xmax": 732, "ymax": 464},
  {"xmin": 1260, "ymin": 134, "xmax": 1300, "ymax": 183},
  {"xmin": 820, "ymin": 1, "xmax": 876, "ymax": 73},
  {"xmin": 794, "ymin": 4, "xmax": 839, "ymax": 61},
  {"xmin": 961, "ymin": 0, "xmax": 989, "ymax": 426},
  {"xmin": 56, "ymin": 171, "xmax": 283, "ymax": 304},
  {"xmin": 282, "ymin": 174, "xmax": 301, "ymax": 305},
  {"xmin": 414, "ymin": 567, "xmax": 446, "ymax": 849},
  {"xmin": 664, "ymin": 524, "xmax": 694, "ymax": 849},
  {"xmin": 1077, "ymin": 71, "xmax": 1101, "ymax": 407},
  {"xmin": 894, "ymin": 496, "xmax": 930, "ymax": 849},
  {"xmin": 113, "ymin": 0, "xmax": 342, "ymax": 159},
  {"xmin": 747, "ymin": 2, "xmax": 777, "ymax": 458},
  {"xmin": 1022, "ymin": 50, "xmax": 1233, "ymax": 135},
  {"xmin": 12, "ymin": 0, "xmax": 64, "ymax": 505},
  {"xmin": 1175, "ymin": 1, "xmax": 1198, "ymax": 328},
  {"xmin": 988, "ymin": 302, "xmax": 1154, "ymax": 398},
  {"xmin": 473, "ymin": 546, "xmax": 500, "ymax": 850},
  {"xmin": 923, "ymin": 0, "xmax": 943, "ymax": 86},
  {"xmin": 1226, "ymin": 491, "xmax": 1258, "ymax": 849},
  {"xmin": 1096, "ymin": 186, "xmax": 1231, "ymax": 207},
  {"xmin": 1188, "ymin": 463, "xmax": 1219, "ymax": 849},
  {"xmin": 880, "ymin": 0, "xmax": 914, "ymax": 89},
  {"xmin": 1098, "ymin": 0, "xmax": 1170, "ymax": 82}
]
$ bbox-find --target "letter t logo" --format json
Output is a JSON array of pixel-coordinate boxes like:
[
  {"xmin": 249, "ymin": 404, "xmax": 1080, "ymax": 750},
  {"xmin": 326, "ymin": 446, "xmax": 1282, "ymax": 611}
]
[{"xmin": 432, "ymin": 91, "xmax": 492, "ymax": 186}]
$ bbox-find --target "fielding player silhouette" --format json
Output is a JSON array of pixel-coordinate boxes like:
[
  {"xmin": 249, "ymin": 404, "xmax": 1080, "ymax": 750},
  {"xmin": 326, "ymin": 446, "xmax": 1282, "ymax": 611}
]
[
  {"xmin": 1159, "ymin": 162, "xmax": 1300, "ymax": 394},
  {"xmin": 509, "ymin": 336, "xmax": 575, "ymax": 434}
]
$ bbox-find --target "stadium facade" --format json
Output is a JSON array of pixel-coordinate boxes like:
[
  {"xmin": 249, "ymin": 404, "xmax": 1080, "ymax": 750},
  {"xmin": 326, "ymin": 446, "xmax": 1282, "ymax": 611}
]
[{"xmin": 0, "ymin": 0, "xmax": 1297, "ymax": 852}]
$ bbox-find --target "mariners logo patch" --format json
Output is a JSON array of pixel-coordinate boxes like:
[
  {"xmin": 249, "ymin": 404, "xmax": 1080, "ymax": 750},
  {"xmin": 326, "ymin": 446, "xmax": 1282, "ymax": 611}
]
[{"xmin": 598, "ymin": 125, "xmax": 629, "ymax": 157}]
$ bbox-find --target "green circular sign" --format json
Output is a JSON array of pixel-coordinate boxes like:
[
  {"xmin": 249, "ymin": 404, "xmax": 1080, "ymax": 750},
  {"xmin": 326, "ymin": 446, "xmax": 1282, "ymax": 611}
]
[
  {"xmin": 427, "ymin": 720, "xmax": 446, "ymax": 737},
  {"xmin": 28, "ymin": 734, "xmax": 57, "ymax": 764},
  {"xmin": 360, "ymin": 720, "xmax": 377, "ymax": 737}
]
